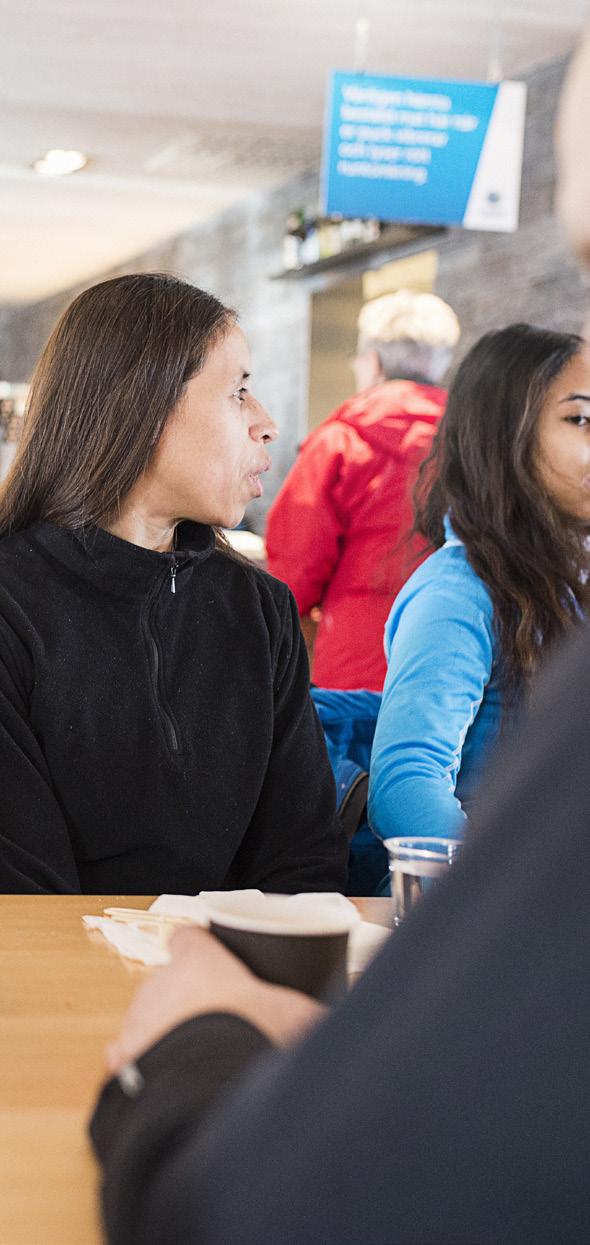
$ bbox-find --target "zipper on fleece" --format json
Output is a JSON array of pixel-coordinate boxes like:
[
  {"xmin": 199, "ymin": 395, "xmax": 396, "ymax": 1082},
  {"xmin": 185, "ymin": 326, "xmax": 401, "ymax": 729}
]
[
  {"xmin": 142, "ymin": 564, "xmax": 181, "ymax": 755},
  {"xmin": 148, "ymin": 633, "xmax": 179, "ymax": 752}
]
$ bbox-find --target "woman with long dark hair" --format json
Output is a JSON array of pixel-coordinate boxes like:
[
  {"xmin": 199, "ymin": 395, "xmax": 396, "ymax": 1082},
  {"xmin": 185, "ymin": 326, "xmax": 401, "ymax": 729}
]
[
  {"xmin": 0, "ymin": 273, "xmax": 347, "ymax": 894},
  {"xmin": 368, "ymin": 322, "xmax": 590, "ymax": 844}
]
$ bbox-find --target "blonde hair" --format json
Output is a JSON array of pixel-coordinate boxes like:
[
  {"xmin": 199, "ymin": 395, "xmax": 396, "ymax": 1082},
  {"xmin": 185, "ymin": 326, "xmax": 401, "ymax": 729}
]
[{"xmin": 357, "ymin": 289, "xmax": 460, "ymax": 350}]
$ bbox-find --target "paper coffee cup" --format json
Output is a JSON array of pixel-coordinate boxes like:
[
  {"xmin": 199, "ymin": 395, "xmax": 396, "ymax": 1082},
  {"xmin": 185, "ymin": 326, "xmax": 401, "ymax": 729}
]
[{"xmin": 205, "ymin": 893, "xmax": 357, "ymax": 1001}]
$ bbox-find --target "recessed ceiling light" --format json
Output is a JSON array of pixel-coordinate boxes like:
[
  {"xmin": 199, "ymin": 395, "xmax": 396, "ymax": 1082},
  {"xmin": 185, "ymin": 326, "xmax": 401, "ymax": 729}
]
[{"xmin": 32, "ymin": 149, "xmax": 88, "ymax": 176}]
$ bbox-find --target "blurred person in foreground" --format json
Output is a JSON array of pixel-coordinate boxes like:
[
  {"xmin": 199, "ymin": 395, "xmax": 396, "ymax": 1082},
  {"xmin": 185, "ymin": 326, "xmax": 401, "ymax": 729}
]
[
  {"xmin": 0, "ymin": 273, "xmax": 346, "ymax": 895},
  {"xmin": 88, "ymin": 50, "xmax": 590, "ymax": 1244},
  {"xmin": 556, "ymin": 28, "xmax": 590, "ymax": 269},
  {"xmin": 265, "ymin": 289, "xmax": 460, "ymax": 691},
  {"xmin": 91, "ymin": 623, "xmax": 590, "ymax": 1245},
  {"xmin": 369, "ymin": 322, "xmax": 590, "ymax": 850}
]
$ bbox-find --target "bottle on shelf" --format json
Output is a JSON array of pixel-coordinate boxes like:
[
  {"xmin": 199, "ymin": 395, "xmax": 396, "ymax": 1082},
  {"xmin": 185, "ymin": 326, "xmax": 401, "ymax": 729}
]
[
  {"xmin": 299, "ymin": 208, "xmax": 320, "ymax": 266},
  {"xmin": 282, "ymin": 209, "xmax": 306, "ymax": 270},
  {"xmin": 317, "ymin": 215, "xmax": 344, "ymax": 259}
]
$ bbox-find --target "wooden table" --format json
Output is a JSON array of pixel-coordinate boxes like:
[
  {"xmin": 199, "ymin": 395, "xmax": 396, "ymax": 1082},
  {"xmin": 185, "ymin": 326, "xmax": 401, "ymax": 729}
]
[{"xmin": 0, "ymin": 895, "xmax": 393, "ymax": 1245}]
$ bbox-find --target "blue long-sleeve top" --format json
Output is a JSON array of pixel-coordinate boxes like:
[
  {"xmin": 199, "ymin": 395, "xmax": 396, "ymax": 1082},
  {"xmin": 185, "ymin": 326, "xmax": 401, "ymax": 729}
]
[{"xmin": 368, "ymin": 518, "xmax": 503, "ymax": 842}]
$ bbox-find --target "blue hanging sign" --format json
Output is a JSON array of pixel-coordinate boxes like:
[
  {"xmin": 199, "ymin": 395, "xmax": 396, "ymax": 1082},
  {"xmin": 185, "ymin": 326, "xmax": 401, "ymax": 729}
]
[{"xmin": 322, "ymin": 71, "xmax": 526, "ymax": 232}]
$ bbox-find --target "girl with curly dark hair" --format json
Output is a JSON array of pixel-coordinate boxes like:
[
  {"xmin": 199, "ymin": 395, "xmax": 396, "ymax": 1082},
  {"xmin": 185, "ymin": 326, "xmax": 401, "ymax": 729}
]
[{"xmin": 369, "ymin": 322, "xmax": 590, "ymax": 845}]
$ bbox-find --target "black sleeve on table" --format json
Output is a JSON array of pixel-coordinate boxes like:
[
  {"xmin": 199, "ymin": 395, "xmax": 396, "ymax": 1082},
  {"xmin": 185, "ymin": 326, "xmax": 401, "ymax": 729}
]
[{"xmin": 89, "ymin": 1013, "xmax": 274, "ymax": 1245}]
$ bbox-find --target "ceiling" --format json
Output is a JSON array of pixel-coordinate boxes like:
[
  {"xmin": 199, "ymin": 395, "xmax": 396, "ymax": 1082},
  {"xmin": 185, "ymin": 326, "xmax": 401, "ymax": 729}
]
[{"xmin": 0, "ymin": 0, "xmax": 588, "ymax": 306}]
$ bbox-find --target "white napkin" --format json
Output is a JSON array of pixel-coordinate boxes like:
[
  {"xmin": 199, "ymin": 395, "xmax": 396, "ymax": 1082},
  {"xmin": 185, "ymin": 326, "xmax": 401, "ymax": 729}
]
[
  {"xmin": 82, "ymin": 914, "xmax": 170, "ymax": 965},
  {"xmin": 149, "ymin": 889, "xmax": 262, "ymax": 923},
  {"xmin": 150, "ymin": 889, "xmax": 361, "ymax": 926},
  {"xmin": 82, "ymin": 891, "xmax": 390, "ymax": 973}
]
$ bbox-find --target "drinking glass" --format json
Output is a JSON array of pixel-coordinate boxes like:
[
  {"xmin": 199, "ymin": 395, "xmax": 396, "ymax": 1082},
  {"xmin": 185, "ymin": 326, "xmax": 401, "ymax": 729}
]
[{"xmin": 385, "ymin": 836, "xmax": 462, "ymax": 926}]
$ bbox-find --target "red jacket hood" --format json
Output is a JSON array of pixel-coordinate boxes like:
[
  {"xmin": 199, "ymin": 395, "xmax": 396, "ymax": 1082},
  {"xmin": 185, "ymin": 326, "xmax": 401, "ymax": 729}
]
[{"xmin": 319, "ymin": 380, "xmax": 446, "ymax": 455}]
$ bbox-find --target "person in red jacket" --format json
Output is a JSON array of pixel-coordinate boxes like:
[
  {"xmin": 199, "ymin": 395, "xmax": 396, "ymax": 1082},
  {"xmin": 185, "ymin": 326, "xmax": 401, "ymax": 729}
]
[{"xmin": 265, "ymin": 289, "xmax": 460, "ymax": 691}]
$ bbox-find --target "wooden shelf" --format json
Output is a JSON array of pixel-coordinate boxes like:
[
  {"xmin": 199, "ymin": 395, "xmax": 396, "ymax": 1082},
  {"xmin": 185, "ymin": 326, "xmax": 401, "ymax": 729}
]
[{"xmin": 270, "ymin": 225, "xmax": 447, "ymax": 281}]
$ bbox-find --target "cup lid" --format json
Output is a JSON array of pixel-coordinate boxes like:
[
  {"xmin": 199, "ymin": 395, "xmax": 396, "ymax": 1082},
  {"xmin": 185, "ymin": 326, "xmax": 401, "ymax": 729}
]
[{"xmin": 205, "ymin": 891, "xmax": 358, "ymax": 936}]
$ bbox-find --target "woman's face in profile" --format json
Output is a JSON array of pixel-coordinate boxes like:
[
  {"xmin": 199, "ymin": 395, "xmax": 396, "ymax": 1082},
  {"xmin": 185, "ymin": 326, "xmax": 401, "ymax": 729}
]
[
  {"xmin": 143, "ymin": 323, "xmax": 278, "ymax": 530},
  {"xmin": 535, "ymin": 348, "xmax": 590, "ymax": 525}
]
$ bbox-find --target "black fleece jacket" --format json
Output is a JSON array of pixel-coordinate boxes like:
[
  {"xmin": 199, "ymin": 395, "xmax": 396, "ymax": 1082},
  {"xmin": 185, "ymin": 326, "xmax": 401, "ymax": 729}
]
[{"xmin": 0, "ymin": 520, "xmax": 347, "ymax": 894}]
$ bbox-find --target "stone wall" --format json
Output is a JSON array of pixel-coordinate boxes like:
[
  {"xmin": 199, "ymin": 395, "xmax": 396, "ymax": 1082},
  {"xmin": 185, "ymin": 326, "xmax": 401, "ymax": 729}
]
[
  {"xmin": 0, "ymin": 55, "xmax": 587, "ymax": 530},
  {"xmin": 435, "ymin": 58, "xmax": 590, "ymax": 355}
]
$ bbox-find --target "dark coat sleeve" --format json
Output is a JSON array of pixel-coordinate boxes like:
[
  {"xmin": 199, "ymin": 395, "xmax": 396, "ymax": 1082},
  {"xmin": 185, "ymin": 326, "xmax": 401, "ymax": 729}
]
[
  {"xmin": 90, "ymin": 625, "xmax": 590, "ymax": 1245},
  {"xmin": 90, "ymin": 1014, "xmax": 274, "ymax": 1245},
  {"xmin": 225, "ymin": 587, "xmax": 348, "ymax": 894},
  {"xmin": 0, "ymin": 624, "xmax": 80, "ymax": 893}
]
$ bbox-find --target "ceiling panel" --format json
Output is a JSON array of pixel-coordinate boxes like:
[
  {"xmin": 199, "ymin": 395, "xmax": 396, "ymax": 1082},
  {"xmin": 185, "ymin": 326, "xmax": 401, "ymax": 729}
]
[{"xmin": 0, "ymin": 0, "xmax": 587, "ymax": 303}]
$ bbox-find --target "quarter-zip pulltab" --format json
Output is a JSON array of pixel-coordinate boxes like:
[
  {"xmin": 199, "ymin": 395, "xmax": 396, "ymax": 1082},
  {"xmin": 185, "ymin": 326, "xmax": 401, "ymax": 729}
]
[{"xmin": 170, "ymin": 559, "xmax": 177, "ymax": 594}]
